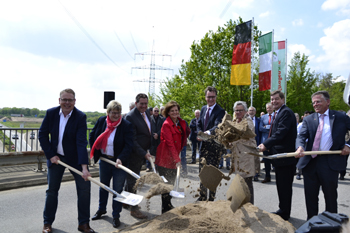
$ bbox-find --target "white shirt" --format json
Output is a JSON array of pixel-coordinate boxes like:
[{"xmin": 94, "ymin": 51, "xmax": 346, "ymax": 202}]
[
  {"xmin": 101, "ymin": 119, "xmax": 117, "ymax": 156},
  {"xmin": 319, "ymin": 109, "xmax": 332, "ymax": 151},
  {"xmin": 250, "ymin": 116, "xmax": 256, "ymax": 127},
  {"xmin": 57, "ymin": 109, "xmax": 73, "ymax": 156},
  {"xmin": 204, "ymin": 103, "xmax": 216, "ymax": 135}
]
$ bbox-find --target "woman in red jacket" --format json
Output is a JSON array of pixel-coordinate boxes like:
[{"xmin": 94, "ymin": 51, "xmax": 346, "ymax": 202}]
[{"xmin": 155, "ymin": 100, "xmax": 190, "ymax": 213}]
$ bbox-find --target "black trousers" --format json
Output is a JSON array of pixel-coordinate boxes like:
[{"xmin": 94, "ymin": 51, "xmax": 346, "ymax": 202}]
[{"xmin": 275, "ymin": 164, "xmax": 296, "ymax": 218}]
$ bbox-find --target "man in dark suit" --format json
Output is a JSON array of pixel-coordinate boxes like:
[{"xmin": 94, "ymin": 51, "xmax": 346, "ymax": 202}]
[
  {"xmin": 197, "ymin": 86, "xmax": 226, "ymax": 201},
  {"xmin": 259, "ymin": 102, "xmax": 274, "ymax": 183},
  {"xmin": 150, "ymin": 106, "xmax": 164, "ymax": 158},
  {"xmin": 189, "ymin": 109, "xmax": 200, "ymax": 164},
  {"xmin": 248, "ymin": 106, "xmax": 261, "ymax": 181},
  {"xmin": 125, "ymin": 93, "xmax": 152, "ymax": 219},
  {"xmin": 39, "ymin": 88, "xmax": 94, "ymax": 233},
  {"xmin": 258, "ymin": 90, "xmax": 297, "ymax": 221},
  {"xmin": 295, "ymin": 91, "xmax": 350, "ymax": 220}
]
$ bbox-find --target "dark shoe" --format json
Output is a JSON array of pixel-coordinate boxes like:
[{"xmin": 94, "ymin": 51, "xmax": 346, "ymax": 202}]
[
  {"xmin": 340, "ymin": 175, "xmax": 345, "ymax": 180},
  {"xmin": 122, "ymin": 203, "xmax": 130, "ymax": 209},
  {"xmin": 196, "ymin": 196, "xmax": 207, "ymax": 202},
  {"xmin": 296, "ymin": 175, "xmax": 301, "ymax": 180},
  {"xmin": 218, "ymin": 165, "xmax": 223, "ymax": 169},
  {"xmin": 78, "ymin": 223, "xmax": 95, "ymax": 233},
  {"xmin": 272, "ymin": 210, "xmax": 289, "ymax": 221},
  {"xmin": 42, "ymin": 224, "xmax": 52, "ymax": 233},
  {"xmin": 162, "ymin": 204, "xmax": 174, "ymax": 214},
  {"xmin": 253, "ymin": 176, "xmax": 259, "ymax": 181},
  {"xmin": 91, "ymin": 210, "xmax": 106, "ymax": 220},
  {"xmin": 131, "ymin": 209, "xmax": 147, "ymax": 219},
  {"xmin": 261, "ymin": 177, "xmax": 271, "ymax": 183},
  {"xmin": 226, "ymin": 166, "xmax": 230, "ymax": 170},
  {"xmin": 189, "ymin": 161, "xmax": 196, "ymax": 164},
  {"xmin": 113, "ymin": 218, "xmax": 120, "ymax": 228}
]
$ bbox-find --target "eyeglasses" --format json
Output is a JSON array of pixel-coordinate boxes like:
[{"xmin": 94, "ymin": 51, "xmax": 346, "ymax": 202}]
[
  {"xmin": 60, "ymin": 98, "xmax": 75, "ymax": 103},
  {"xmin": 234, "ymin": 109, "xmax": 245, "ymax": 113},
  {"xmin": 206, "ymin": 96, "xmax": 216, "ymax": 99},
  {"xmin": 154, "ymin": 110, "xmax": 159, "ymax": 112}
]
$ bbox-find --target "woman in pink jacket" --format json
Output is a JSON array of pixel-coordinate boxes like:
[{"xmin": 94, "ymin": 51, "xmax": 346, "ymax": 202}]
[{"xmin": 155, "ymin": 100, "xmax": 190, "ymax": 213}]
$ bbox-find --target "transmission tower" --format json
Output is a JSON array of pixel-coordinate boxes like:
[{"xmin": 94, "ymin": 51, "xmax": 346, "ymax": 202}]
[{"xmin": 132, "ymin": 40, "xmax": 173, "ymax": 94}]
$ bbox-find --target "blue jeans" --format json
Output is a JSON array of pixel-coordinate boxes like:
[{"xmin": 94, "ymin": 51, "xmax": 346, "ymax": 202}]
[
  {"xmin": 181, "ymin": 146, "xmax": 187, "ymax": 174},
  {"xmin": 191, "ymin": 139, "xmax": 199, "ymax": 162},
  {"xmin": 98, "ymin": 159, "xmax": 126, "ymax": 218},
  {"xmin": 43, "ymin": 156, "xmax": 91, "ymax": 225}
]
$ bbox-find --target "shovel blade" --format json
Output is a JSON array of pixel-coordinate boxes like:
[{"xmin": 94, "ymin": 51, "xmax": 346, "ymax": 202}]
[
  {"xmin": 170, "ymin": 190, "xmax": 185, "ymax": 198},
  {"xmin": 113, "ymin": 191, "xmax": 143, "ymax": 206},
  {"xmin": 161, "ymin": 176, "xmax": 168, "ymax": 183}
]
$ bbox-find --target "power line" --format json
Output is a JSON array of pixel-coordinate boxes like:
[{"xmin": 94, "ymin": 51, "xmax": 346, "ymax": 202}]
[
  {"xmin": 58, "ymin": 0, "xmax": 127, "ymax": 73},
  {"xmin": 219, "ymin": 0, "xmax": 233, "ymax": 19},
  {"xmin": 114, "ymin": 31, "xmax": 135, "ymax": 60},
  {"xmin": 130, "ymin": 31, "xmax": 139, "ymax": 53}
]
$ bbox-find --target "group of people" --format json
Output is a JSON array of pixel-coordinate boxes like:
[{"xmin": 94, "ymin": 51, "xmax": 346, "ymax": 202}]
[{"xmin": 39, "ymin": 87, "xmax": 350, "ymax": 233}]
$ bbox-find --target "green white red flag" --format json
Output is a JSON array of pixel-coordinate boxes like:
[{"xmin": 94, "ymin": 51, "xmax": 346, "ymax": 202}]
[
  {"xmin": 259, "ymin": 32, "xmax": 273, "ymax": 91},
  {"xmin": 272, "ymin": 41, "xmax": 286, "ymax": 93}
]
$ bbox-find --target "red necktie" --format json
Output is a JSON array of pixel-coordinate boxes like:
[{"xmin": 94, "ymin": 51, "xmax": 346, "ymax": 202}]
[
  {"xmin": 311, "ymin": 114, "xmax": 325, "ymax": 158},
  {"xmin": 268, "ymin": 114, "xmax": 271, "ymax": 124},
  {"xmin": 204, "ymin": 108, "xmax": 211, "ymax": 131}
]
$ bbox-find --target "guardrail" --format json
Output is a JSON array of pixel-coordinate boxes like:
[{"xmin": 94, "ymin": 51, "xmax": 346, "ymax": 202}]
[{"xmin": 0, "ymin": 127, "xmax": 92, "ymax": 153}]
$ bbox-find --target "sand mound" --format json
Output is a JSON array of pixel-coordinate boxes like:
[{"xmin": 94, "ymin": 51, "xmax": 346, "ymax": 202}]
[
  {"xmin": 134, "ymin": 173, "xmax": 164, "ymax": 190},
  {"xmin": 116, "ymin": 201, "xmax": 295, "ymax": 233}
]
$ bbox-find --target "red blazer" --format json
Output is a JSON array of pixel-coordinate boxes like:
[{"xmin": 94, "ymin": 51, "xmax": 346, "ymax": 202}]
[{"xmin": 155, "ymin": 116, "xmax": 190, "ymax": 169}]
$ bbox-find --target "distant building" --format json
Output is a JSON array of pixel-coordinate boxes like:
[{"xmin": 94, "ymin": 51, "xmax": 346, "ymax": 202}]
[{"xmin": 11, "ymin": 114, "xmax": 24, "ymax": 117}]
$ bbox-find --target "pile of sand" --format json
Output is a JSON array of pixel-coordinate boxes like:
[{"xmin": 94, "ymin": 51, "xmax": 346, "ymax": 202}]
[
  {"xmin": 145, "ymin": 183, "xmax": 174, "ymax": 199},
  {"xmin": 134, "ymin": 173, "xmax": 165, "ymax": 190},
  {"xmin": 116, "ymin": 201, "xmax": 295, "ymax": 233}
]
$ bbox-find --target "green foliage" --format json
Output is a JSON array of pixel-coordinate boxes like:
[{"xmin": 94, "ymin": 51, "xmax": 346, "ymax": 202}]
[
  {"xmin": 286, "ymin": 52, "xmax": 318, "ymax": 116},
  {"xmin": 160, "ymin": 18, "xmax": 262, "ymax": 122}
]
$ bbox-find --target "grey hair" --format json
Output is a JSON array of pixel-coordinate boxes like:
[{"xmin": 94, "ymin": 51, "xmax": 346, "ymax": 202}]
[
  {"xmin": 266, "ymin": 102, "xmax": 272, "ymax": 107},
  {"xmin": 233, "ymin": 101, "xmax": 248, "ymax": 111},
  {"xmin": 249, "ymin": 106, "xmax": 256, "ymax": 111}
]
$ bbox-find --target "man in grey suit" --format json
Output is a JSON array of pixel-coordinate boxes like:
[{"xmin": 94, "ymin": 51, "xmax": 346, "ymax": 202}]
[
  {"xmin": 150, "ymin": 106, "xmax": 164, "ymax": 157},
  {"xmin": 295, "ymin": 91, "xmax": 350, "ymax": 220},
  {"xmin": 125, "ymin": 93, "xmax": 152, "ymax": 219}
]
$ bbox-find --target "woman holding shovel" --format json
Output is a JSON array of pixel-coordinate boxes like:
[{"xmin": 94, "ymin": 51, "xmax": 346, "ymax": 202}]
[
  {"xmin": 155, "ymin": 100, "xmax": 190, "ymax": 213},
  {"xmin": 89, "ymin": 100, "xmax": 134, "ymax": 228}
]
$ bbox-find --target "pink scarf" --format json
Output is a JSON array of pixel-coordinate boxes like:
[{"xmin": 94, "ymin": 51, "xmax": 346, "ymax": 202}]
[{"xmin": 90, "ymin": 115, "xmax": 121, "ymax": 159}]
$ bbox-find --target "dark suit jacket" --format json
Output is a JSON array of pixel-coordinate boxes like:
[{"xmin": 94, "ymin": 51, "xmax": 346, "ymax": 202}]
[
  {"xmin": 263, "ymin": 105, "xmax": 297, "ymax": 167},
  {"xmin": 150, "ymin": 115, "xmax": 164, "ymax": 155},
  {"xmin": 296, "ymin": 110, "xmax": 350, "ymax": 171},
  {"xmin": 197, "ymin": 104, "xmax": 225, "ymax": 135},
  {"xmin": 89, "ymin": 116, "xmax": 134, "ymax": 164},
  {"xmin": 251, "ymin": 116, "xmax": 261, "ymax": 145},
  {"xmin": 189, "ymin": 118, "xmax": 199, "ymax": 141},
  {"xmin": 39, "ymin": 106, "xmax": 88, "ymax": 169},
  {"xmin": 125, "ymin": 107, "xmax": 152, "ymax": 160}
]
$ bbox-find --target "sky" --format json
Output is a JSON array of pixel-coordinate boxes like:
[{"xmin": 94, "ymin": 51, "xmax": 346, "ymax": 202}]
[{"xmin": 1, "ymin": 0, "xmax": 349, "ymax": 114}]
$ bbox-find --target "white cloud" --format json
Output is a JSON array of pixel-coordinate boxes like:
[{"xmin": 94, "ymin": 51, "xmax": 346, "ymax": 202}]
[
  {"xmin": 292, "ymin": 19, "xmax": 304, "ymax": 26},
  {"xmin": 321, "ymin": 0, "xmax": 350, "ymax": 15},
  {"xmin": 259, "ymin": 11, "xmax": 270, "ymax": 18},
  {"xmin": 316, "ymin": 19, "xmax": 350, "ymax": 73},
  {"xmin": 317, "ymin": 22, "xmax": 324, "ymax": 28}
]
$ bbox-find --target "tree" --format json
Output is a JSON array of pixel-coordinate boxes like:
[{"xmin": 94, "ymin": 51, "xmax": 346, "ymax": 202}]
[
  {"xmin": 286, "ymin": 52, "xmax": 318, "ymax": 115},
  {"xmin": 160, "ymin": 18, "xmax": 261, "ymax": 122}
]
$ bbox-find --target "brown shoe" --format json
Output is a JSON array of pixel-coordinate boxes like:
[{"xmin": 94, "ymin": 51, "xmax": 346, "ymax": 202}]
[
  {"xmin": 78, "ymin": 223, "xmax": 95, "ymax": 233},
  {"xmin": 261, "ymin": 177, "xmax": 271, "ymax": 183},
  {"xmin": 131, "ymin": 209, "xmax": 147, "ymax": 219},
  {"xmin": 42, "ymin": 224, "xmax": 52, "ymax": 233}
]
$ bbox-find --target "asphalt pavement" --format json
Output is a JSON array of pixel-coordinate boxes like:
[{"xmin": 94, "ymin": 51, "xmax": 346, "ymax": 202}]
[{"xmin": 0, "ymin": 153, "xmax": 349, "ymax": 233}]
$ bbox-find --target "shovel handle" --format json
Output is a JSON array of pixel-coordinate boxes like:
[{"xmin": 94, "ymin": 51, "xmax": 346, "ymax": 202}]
[
  {"xmin": 277, "ymin": 150, "xmax": 342, "ymax": 158},
  {"xmin": 57, "ymin": 160, "xmax": 123, "ymax": 198},
  {"xmin": 148, "ymin": 156, "xmax": 157, "ymax": 174},
  {"xmin": 174, "ymin": 166, "xmax": 180, "ymax": 191},
  {"xmin": 100, "ymin": 157, "xmax": 140, "ymax": 179}
]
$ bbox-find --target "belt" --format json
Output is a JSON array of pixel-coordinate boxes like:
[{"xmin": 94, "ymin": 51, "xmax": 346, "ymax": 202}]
[{"xmin": 102, "ymin": 154, "xmax": 114, "ymax": 159}]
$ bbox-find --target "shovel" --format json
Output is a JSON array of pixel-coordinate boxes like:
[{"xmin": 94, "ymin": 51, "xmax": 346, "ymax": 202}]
[
  {"xmin": 199, "ymin": 164, "xmax": 230, "ymax": 192},
  {"xmin": 170, "ymin": 166, "xmax": 185, "ymax": 198},
  {"xmin": 100, "ymin": 157, "xmax": 140, "ymax": 179},
  {"xmin": 147, "ymin": 154, "xmax": 168, "ymax": 183},
  {"xmin": 57, "ymin": 160, "xmax": 143, "ymax": 206}
]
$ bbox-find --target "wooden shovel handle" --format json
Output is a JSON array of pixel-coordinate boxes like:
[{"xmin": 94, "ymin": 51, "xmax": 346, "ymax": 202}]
[
  {"xmin": 278, "ymin": 150, "xmax": 342, "ymax": 158},
  {"xmin": 57, "ymin": 160, "xmax": 115, "ymax": 196},
  {"xmin": 100, "ymin": 157, "xmax": 140, "ymax": 179}
]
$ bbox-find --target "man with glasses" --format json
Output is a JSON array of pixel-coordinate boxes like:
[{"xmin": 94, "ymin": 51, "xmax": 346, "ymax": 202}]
[
  {"xmin": 124, "ymin": 93, "xmax": 152, "ymax": 219},
  {"xmin": 39, "ymin": 88, "xmax": 94, "ymax": 233},
  {"xmin": 150, "ymin": 107, "xmax": 164, "ymax": 167},
  {"xmin": 196, "ymin": 86, "xmax": 225, "ymax": 202}
]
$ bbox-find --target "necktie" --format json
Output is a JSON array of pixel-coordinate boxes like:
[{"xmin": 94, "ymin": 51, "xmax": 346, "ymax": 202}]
[
  {"xmin": 311, "ymin": 114, "xmax": 325, "ymax": 158},
  {"xmin": 142, "ymin": 113, "xmax": 150, "ymax": 133},
  {"xmin": 268, "ymin": 114, "xmax": 271, "ymax": 124},
  {"xmin": 268, "ymin": 112, "xmax": 277, "ymax": 138},
  {"xmin": 204, "ymin": 108, "xmax": 211, "ymax": 131}
]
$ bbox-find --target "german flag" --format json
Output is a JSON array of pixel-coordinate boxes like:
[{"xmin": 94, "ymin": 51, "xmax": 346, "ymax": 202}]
[{"xmin": 230, "ymin": 20, "xmax": 252, "ymax": 85}]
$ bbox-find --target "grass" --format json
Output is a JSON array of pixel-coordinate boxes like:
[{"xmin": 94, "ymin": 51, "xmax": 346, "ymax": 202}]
[{"xmin": 2, "ymin": 121, "xmax": 42, "ymax": 128}]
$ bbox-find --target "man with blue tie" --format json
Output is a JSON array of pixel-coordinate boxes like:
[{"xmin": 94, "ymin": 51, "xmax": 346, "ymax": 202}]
[
  {"xmin": 295, "ymin": 91, "xmax": 350, "ymax": 220},
  {"xmin": 248, "ymin": 106, "xmax": 261, "ymax": 181},
  {"xmin": 189, "ymin": 110, "xmax": 200, "ymax": 164},
  {"xmin": 39, "ymin": 88, "xmax": 94, "ymax": 233},
  {"xmin": 259, "ymin": 102, "xmax": 274, "ymax": 183},
  {"xmin": 196, "ymin": 86, "xmax": 225, "ymax": 201}
]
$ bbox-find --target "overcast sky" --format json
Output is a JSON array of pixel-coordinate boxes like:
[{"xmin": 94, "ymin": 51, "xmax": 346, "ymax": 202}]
[{"xmin": 1, "ymin": 0, "xmax": 349, "ymax": 113}]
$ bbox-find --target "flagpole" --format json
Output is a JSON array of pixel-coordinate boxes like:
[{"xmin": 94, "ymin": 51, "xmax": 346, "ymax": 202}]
[
  {"xmin": 271, "ymin": 29, "xmax": 274, "ymax": 93},
  {"xmin": 250, "ymin": 17, "xmax": 254, "ymax": 107},
  {"xmin": 285, "ymin": 39, "xmax": 288, "ymax": 104}
]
